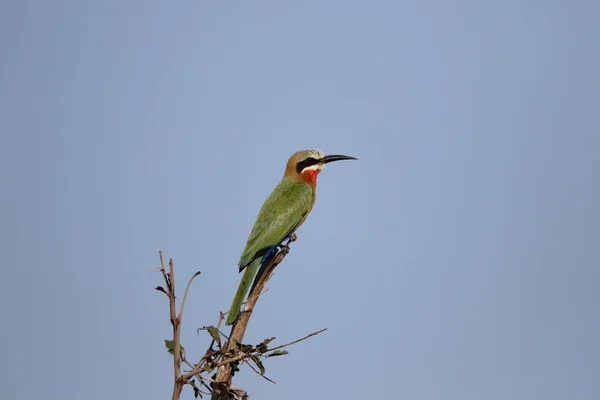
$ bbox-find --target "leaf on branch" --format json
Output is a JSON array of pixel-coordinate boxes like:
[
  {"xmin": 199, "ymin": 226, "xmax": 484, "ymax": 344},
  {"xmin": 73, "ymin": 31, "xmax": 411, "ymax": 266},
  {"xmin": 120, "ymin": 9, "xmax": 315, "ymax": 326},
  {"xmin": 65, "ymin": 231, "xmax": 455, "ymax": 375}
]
[
  {"xmin": 189, "ymin": 379, "xmax": 202, "ymax": 398},
  {"xmin": 164, "ymin": 339, "xmax": 185, "ymax": 355},
  {"xmin": 206, "ymin": 326, "xmax": 221, "ymax": 343},
  {"xmin": 236, "ymin": 342, "xmax": 253, "ymax": 353},
  {"xmin": 250, "ymin": 355, "xmax": 266, "ymax": 376},
  {"xmin": 154, "ymin": 286, "xmax": 168, "ymax": 295},
  {"xmin": 256, "ymin": 337, "xmax": 276, "ymax": 353},
  {"xmin": 231, "ymin": 360, "xmax": 240, "ymax": 374},
  {"xmin": 268, "ymin": 350, "xmax": 289, "ymax": 357}
]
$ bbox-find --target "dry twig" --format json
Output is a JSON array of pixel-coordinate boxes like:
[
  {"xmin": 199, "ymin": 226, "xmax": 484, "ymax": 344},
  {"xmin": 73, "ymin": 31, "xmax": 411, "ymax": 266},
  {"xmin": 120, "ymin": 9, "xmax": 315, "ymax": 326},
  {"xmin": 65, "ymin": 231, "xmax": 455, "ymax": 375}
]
[
  {"xmin": 266, "ymin": 328, "xmax": 328, "ymax": 353},
  {"xmin": 157, "ymin": 236, "xmax": 325, "ymax": 400},
  {"xmin": 156, "ymin": 251, "xmax": 202, "ymax": 400}
]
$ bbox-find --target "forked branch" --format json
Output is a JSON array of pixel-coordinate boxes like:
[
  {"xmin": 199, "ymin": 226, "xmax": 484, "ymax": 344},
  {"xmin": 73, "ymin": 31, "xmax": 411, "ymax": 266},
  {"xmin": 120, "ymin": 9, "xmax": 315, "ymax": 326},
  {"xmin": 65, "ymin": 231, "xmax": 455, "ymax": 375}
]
[
  {"xmin": 156, "ymin": 238, "xmax": 326, "ymax": 400},
  {"xmin": 156, "ymin": 250, "xmax": 201, "ymax": 400}
]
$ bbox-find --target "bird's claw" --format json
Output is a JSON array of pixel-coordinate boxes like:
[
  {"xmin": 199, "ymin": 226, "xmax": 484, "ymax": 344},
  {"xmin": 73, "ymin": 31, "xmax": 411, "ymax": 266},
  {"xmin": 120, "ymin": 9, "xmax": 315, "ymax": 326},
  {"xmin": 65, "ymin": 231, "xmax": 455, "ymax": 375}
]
[{"xmin": 284, "ymin": 233, "xmax": 297, "ymax": 246}]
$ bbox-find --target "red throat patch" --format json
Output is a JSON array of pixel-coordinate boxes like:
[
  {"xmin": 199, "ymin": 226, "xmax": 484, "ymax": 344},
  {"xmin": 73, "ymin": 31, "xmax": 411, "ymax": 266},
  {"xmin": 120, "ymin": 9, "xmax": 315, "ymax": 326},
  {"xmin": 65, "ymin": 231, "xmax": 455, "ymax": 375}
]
[{"xmin": 301, "ymin": 169, "xmax": 320, "ymax": 184}]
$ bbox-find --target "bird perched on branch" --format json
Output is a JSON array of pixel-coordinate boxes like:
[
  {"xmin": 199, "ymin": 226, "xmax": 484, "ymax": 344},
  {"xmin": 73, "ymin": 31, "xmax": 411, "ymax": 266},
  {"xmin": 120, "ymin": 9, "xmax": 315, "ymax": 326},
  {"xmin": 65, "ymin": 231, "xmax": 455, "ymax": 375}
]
[{"xmin": 226, "ymin": 149, "xmax": 357, "ymax": 325}]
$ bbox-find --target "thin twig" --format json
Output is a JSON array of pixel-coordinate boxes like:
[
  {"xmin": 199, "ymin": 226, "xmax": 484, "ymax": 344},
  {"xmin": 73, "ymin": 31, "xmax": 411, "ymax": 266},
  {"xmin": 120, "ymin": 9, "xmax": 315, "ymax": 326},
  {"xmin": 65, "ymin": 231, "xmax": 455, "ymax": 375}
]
[
  {"xmin": 243, "ymin": 359, "xmax": 276, "ymax": 383},
  {"xmin": 182, "ymin": 356, "xmax": 214, "ymax": 395},
  {"xmin": 217, "ymin": 312, "xmax": 225, "ymax": 330},
  {"xmin": 195, "ymin": 376, "xmax": 247, "ymax": 399},
  {"xmin": 182, "ymin": 350, "xmax": 217, "ymax": 380},
  {"xmin": 214, "ymin": 328, "xmax": 327, "ymax": 368},
  {"xmin": 177, "ymin": 271, "xmax": 201, "ymax": 321},
  {"xmin": 157, "ymin": 251, "xmax": 188, "ymax": 400},
  {"xmin": 159, "ymin": 250, "xmax": 171, "ymax": 291},
  {"xmin": 267, "ymin": 328, "xmax": 327, "ymax": 352},
  {"xmin": 243, "ymin": 287, "xmax": 270, "ymax": 305},
  {"xmin": 182, "ymin": 356, "xmax": 195, "ymax": 370},
  {"xmin": 169, "ymin": 259, "xmax": 176, "ymax": 307},
  {"xmin": 215, "ymin": 352, "xmax": 247, "ymax": 367}
]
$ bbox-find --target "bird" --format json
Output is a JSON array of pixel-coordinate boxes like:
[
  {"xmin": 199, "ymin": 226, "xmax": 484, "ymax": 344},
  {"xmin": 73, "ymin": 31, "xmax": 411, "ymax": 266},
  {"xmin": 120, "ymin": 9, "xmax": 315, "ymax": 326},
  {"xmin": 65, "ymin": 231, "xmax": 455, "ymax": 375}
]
[{"xmin": 225, "ymin": 148, "xmax": 357, "ymax": 325}]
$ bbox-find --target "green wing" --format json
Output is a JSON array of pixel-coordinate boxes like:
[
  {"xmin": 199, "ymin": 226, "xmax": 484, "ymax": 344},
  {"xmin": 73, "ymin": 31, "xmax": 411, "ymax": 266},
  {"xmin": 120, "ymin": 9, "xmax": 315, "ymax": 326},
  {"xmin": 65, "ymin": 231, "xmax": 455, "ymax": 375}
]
[
  {"xmin": 226, "ymin": 177, "xmax": 313, "ymax": 325},
  {"xmin": 238, "ymin": 177, "xmax": 314, "ymax": 268}
]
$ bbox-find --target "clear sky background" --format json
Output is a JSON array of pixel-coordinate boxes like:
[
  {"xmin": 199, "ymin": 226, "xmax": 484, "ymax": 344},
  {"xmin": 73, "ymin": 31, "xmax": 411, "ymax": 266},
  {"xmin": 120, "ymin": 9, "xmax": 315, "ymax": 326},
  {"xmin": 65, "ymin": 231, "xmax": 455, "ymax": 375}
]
[{"xmin": 1, "ymin": 1, "xmax": 599, "ymax": 399}]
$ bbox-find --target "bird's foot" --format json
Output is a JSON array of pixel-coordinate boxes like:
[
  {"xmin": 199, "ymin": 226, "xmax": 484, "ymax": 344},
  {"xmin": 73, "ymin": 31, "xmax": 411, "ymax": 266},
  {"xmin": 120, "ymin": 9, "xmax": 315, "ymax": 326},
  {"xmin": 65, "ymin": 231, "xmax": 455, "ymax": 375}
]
[{"xmin": 284, "ymin": 233, "xmax": 297, "ymax": 246}]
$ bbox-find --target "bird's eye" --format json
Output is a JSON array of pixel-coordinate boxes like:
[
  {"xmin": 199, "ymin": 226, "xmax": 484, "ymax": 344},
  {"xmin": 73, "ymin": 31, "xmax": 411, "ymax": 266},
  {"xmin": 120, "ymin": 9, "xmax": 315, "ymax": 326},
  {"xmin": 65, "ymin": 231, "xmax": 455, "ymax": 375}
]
[{"xmin": 305, "ymin": 157, "xmax": 314, "ymax": 163}]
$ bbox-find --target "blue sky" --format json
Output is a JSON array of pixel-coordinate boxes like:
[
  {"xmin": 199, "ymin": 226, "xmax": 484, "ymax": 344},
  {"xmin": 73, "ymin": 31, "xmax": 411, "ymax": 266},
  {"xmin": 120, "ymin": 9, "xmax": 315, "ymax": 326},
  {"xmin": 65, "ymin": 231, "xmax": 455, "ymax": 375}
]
[{"xmin": 1, "ymin": 1, "xmax": 599, "ymax": 399}]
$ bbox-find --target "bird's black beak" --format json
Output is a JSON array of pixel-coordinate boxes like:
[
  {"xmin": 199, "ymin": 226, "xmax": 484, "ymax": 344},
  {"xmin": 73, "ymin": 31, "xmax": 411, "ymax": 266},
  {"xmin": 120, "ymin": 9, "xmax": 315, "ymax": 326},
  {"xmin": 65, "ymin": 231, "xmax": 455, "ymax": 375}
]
[{"xmin": 321, "ymin": 154, "xmax": 358, "ymax": 164}]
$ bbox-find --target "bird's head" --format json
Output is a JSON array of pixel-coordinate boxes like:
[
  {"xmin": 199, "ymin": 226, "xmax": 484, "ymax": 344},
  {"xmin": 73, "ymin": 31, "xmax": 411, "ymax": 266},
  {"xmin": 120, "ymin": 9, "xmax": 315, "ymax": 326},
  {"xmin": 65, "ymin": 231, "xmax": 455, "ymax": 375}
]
[{"xmin": 285, "ymin": 148, "xmax": 357, "ymax": 184}]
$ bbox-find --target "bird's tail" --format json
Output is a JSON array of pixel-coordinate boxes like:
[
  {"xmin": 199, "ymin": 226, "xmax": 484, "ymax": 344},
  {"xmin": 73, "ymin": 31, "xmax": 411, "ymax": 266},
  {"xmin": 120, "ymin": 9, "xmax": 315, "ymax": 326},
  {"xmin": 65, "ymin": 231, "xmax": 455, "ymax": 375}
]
[
  {"xmin": 226, "ymin": 258, "xmax": 261, "ymax": 325},
  {"xmin": 248, "ymin": 246, "xmax": 279, "ymax": 295}
]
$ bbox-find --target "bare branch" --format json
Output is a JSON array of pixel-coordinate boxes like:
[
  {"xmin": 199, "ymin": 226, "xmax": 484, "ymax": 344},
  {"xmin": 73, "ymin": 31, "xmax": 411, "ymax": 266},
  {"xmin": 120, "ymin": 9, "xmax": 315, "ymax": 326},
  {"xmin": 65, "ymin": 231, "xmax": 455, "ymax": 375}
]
[
  {"xmin": 214, "ymin": 352, "xmax": 244, "ymax": 367},
  {"xmin": 217, "ymin": 312, "xmax": 225, "ymax": 330},
  {"xmin": 194, "ymin": 375, "xmax": 247, "ymax": 399},
  {"xmin": 182, "ymin": 349, "xmax": 217, "ymax": 380},
  {"xmin": 158, "ymin": 250, "xmax": 171, "ymax": 291},
  {"xmin": 267, "ymin": 328, "xmax": 327, "ymax": 352},
  {"xmin": 243, "ymin": 359, "xmax": 276, "ymax": 383},
  {"xmin": 157, "ymin": 251, "xmax": 185, "ymax": 400},
  {"xmin": 244, "ymin": 287, "xmax": 270, "ymax": 305},
  {"xmin": 158, "ymin": 235, "xmax": 323, "ymax": 400},
  {"xmin": 214, "ymin": 328, "xmax": 327, "ymax": 368},
  {"xmin": 177, "ymin": 271, "xmax": 201, "ymax": 321}
]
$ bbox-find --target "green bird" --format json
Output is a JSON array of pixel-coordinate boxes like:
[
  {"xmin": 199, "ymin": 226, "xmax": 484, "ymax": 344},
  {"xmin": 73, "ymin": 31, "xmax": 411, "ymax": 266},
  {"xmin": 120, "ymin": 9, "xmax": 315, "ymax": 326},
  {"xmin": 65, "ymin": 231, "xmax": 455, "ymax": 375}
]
[{"xmin": 226, "ymin": 148, "xmax": 357, "ymax": 325}]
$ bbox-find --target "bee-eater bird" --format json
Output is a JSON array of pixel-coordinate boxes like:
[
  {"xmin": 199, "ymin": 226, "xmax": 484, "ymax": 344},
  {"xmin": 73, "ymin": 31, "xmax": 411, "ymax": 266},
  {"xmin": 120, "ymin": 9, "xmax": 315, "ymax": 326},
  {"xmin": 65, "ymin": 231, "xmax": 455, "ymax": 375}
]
[{"xmin": 226, "ymin": 149, "xmax": 357, "ymax": 325}]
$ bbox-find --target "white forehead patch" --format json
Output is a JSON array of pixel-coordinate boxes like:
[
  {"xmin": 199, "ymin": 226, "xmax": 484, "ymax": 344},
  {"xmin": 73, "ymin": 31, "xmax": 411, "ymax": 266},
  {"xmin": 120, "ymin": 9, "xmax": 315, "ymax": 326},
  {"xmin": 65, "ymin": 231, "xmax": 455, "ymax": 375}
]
[{"xmin": 306, "ymin": 148, "xmax": 325, "ymax": 159}]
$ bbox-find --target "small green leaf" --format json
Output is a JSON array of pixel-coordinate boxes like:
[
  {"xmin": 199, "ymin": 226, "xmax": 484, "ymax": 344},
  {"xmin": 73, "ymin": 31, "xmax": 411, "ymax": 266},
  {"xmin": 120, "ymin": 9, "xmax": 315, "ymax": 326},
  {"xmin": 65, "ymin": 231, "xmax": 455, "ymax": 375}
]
[
  {"xmin": 256, "ymin": 337, "xmax": 276, "ymax": 353},
  {"xmin": 206, "ymin": 326, "xmax": 220, "ymax": 342},
  {"xmin": 165, "ymin": 339, "xmax": 174, "ymax": 353},
  {"xmin": 250, "ymin": 355, "xmax": 266, "ymax": 375},
  {"xmin": 237, "ymin": 343, "xmax": 252, "ymax": 353},
  {"xmin": 164, "ymin": 339, "xmax": 184, "ymax": 355},
  {"xmin": 259, "ymin": 337, "xmax": 276, "ymax": 347},
  {"xmin": 269, "ymin": 350, "xmax": 289, "ymax": 357}
]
